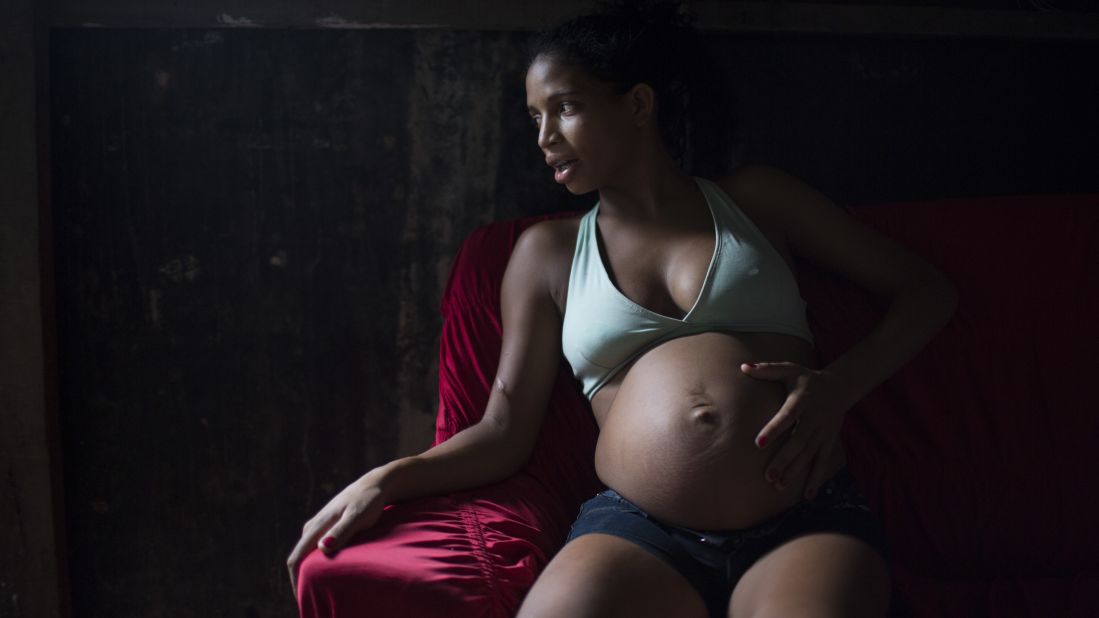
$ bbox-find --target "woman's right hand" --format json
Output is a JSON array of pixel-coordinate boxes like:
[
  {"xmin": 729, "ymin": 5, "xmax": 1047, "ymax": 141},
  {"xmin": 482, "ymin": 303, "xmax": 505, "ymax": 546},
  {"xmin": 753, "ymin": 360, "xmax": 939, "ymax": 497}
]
[{"xmin": 286, "ymin": 468, "xmax": 390, "ymax": 598}]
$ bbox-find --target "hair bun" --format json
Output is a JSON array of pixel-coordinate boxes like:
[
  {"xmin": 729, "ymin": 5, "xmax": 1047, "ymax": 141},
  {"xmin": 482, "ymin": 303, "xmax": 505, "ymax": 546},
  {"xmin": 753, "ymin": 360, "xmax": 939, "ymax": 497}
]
[{"xmin": 596, "ymin": 0, "xmax": 697, "ymax": 29}]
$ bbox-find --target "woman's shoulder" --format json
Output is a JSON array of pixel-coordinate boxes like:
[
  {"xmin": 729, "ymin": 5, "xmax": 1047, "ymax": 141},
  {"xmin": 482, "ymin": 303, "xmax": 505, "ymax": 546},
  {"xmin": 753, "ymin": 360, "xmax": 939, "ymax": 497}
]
[
  {"xmin": 711, "ymin": 163, "xmax": 836, "ymax": 236},
  {"xmin": 519, "ymin": 214, "xmax": 582, "ymax": 257},
  {"xmin": 514, "ymin": 215, "xmax": 584, "ymax": 313},
  {"xmin": 712, "ymin": 164, "xmax": 796, "ymax": 213},
  {"xmin": 707, "ymin": 165, "xmax": 797, "ymax": 241}
]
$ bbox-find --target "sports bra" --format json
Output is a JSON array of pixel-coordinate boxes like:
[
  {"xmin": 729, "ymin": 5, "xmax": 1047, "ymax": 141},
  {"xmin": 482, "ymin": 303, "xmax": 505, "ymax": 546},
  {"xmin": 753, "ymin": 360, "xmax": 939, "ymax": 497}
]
[{"xmin": 561, "ymin": 175, "xmax": 815, "ymax": 401}]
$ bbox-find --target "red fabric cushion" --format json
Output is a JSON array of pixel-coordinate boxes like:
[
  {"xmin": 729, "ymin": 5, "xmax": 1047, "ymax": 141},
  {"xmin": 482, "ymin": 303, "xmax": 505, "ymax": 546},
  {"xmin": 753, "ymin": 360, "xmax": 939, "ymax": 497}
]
[
  {"xmin": 297, "ymin": 478, "xmax": 566, "ymax": 618},
  {"xmin": 799, "ymin": 194, "xmax": 1099, "ymax": 615},
  {"xmin": 299, "ymin": 194, "xmax": 1098, "ymax": 617}
]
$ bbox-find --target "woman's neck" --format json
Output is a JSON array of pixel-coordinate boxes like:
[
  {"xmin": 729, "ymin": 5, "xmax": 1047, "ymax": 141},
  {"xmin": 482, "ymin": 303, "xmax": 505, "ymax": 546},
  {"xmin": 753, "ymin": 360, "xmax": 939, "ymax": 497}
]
[{"xmin": 596, "ymin": 152, "xmax": 698, "ymax": 226}]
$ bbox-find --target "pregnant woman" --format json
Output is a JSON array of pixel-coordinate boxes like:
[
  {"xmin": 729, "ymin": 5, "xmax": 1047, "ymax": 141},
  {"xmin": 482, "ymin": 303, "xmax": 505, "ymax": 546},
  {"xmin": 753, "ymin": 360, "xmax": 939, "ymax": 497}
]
[{"xmin": 288, "ymin": 2, "xmax": 957, "ymax": 616}]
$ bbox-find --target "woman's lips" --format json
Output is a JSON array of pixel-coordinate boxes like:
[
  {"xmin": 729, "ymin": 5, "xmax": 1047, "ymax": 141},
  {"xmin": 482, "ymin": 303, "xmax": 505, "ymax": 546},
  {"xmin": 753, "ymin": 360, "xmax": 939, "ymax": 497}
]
[{"xmin": 554, "ymin": 159, "xmax": 578, "ymax": 184}]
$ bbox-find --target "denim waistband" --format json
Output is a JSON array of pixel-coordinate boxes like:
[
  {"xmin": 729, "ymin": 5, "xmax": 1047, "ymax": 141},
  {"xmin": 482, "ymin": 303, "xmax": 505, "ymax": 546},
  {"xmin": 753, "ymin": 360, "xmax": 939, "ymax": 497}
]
[{"xmin": 594, "ymin": 466, "xmax": 856, "ymax": 549}]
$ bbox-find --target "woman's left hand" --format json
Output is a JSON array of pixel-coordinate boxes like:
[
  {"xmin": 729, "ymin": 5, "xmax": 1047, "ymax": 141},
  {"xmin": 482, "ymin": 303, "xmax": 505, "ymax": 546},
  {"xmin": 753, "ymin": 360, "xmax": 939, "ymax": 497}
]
[{"xmin": 740, "ymin": 362, "xmax": 853, "ymax": 500}]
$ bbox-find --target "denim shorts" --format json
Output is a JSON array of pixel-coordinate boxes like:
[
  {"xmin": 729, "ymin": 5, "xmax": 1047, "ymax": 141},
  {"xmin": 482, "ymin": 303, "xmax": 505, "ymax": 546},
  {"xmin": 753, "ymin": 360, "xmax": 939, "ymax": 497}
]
[{"xmin": 564, "ymin": 467, "xmax": 892, "ymax": 618}]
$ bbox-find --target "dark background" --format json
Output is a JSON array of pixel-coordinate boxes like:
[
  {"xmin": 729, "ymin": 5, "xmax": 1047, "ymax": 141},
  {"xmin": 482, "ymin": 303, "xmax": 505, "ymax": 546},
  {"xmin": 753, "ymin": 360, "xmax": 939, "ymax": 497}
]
[{"xmin": 4, "ymin": 1, "xmax": 1099, "ymax": 616}]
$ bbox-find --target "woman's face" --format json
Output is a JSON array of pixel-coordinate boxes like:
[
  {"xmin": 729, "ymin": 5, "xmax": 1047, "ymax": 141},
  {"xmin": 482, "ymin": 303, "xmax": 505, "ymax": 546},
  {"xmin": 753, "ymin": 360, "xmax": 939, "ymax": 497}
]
[{"xmin": 525, "ymin": 54, "xmax": 637, "ymax": 195}]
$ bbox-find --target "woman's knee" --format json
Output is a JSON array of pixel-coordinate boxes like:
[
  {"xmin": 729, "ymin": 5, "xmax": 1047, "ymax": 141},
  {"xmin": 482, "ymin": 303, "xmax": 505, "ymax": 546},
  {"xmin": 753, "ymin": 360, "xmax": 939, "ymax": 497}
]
[
  {"xmin": 728, "ymin": 532, "xmax": 891, "ymax": 618},
  {"xmin": 517, "ymin": 533, "xmax": 708, "ymax": 618}
]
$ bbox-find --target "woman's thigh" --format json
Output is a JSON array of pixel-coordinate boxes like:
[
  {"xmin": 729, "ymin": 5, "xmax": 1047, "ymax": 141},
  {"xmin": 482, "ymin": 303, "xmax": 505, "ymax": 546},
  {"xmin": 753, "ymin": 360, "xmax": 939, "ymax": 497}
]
[
  {"xmin": 726, "ymin": 532, "xmax": 891, "ymax": 618},
  {"xmin": 517, "ymin": 532, "xmax": 710, "ymax": 618}
]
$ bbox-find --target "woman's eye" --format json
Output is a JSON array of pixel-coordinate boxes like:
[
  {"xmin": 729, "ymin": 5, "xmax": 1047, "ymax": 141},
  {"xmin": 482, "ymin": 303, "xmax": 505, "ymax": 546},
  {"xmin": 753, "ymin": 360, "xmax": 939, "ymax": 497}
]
[{"xmin": 528, "ymin": 103, "xmax": 573, "ymax": 128}]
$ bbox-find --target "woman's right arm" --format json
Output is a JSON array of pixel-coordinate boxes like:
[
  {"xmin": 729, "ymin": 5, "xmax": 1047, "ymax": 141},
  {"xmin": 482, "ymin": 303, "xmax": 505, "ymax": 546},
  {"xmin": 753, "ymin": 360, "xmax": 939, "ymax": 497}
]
[
  {"xmin": 371, "ymin": 220, "xmax": 565, "ymax": 500},
  {"xmin": 287, "ymin": 221, "xmax": 565, "ymax": 594}
]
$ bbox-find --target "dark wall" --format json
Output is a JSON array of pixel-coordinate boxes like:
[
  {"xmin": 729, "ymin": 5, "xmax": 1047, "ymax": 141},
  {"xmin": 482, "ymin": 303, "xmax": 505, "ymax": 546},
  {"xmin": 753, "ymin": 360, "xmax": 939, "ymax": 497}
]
[
  {"xmin": 50, "ymin": 27, "xmax": 1098, "ymax": 617},
  {"xmin": 724, "ymin": 34, "xmax": 1099, "ymax": 203}
]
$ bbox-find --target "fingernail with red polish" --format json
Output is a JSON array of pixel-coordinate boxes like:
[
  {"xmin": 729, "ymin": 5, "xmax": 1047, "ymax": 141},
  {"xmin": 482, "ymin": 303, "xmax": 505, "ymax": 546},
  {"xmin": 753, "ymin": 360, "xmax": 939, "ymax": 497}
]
[
  {"xmin": 757, "ymin": 435, "xmax": 768, "ymax": 447},
  {"xmin": 322, "ymin": 536, "xmax": 335, "ymax": 548}
]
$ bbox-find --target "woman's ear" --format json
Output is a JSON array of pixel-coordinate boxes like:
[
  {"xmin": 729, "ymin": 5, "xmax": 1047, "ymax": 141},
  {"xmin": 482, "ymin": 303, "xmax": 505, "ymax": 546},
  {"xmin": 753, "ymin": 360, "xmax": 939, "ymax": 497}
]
[{"xmin": 627, "ymin": 82, "xmax": 657, "ymax": 128}]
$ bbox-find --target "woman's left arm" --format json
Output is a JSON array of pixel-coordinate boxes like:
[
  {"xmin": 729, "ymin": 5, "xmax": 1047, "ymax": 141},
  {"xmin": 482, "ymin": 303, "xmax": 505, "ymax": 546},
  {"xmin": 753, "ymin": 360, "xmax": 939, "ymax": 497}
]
[{"xmin": 720, "ymin": 165, "xmax": 958, "ymax": 498}]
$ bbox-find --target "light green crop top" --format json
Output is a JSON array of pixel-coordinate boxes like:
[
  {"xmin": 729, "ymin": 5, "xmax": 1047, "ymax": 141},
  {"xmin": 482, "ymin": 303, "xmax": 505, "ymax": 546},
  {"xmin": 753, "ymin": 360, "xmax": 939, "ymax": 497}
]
[{"xmin": 561, "ymin": 176, "xmax": 815, "ymax": 401}]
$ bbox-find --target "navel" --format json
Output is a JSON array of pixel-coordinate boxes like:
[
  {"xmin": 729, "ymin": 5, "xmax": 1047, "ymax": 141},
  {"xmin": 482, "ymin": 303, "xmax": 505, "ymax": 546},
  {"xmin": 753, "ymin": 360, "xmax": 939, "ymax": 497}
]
[{"xmin": 689, "ymin": 406, "xmax": 719, "ymax": 426}]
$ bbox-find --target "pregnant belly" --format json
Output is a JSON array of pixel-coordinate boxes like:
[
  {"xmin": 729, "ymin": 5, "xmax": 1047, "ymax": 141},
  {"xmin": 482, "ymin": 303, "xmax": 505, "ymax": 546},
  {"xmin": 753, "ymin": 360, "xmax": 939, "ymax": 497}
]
[{"xmin": 593, "ymin": 330, "xmax": 846, "ymax": 530}]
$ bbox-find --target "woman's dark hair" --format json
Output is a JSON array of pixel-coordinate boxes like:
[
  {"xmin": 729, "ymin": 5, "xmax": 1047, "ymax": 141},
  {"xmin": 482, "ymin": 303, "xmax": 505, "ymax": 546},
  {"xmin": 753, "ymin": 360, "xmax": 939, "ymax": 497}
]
[{"xmin": 526, "ymin": 0, "xmax": 736, "ymax": 177}]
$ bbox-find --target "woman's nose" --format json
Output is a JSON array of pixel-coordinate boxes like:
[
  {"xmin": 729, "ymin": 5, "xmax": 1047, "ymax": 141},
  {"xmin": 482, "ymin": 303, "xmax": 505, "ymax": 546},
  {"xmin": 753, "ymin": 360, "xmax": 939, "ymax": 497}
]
[{"xmin": 537, "ymin": 120, "xmax": 558, "ymax": 149}]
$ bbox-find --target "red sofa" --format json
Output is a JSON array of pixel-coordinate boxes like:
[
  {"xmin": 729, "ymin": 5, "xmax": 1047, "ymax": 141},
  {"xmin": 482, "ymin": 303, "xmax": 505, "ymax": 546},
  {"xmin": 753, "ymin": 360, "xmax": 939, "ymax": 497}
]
[{"xmin": 297, "ymin": 193, "xmax": 1099, "ymax": 617}]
